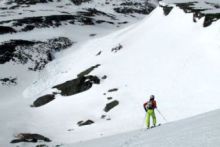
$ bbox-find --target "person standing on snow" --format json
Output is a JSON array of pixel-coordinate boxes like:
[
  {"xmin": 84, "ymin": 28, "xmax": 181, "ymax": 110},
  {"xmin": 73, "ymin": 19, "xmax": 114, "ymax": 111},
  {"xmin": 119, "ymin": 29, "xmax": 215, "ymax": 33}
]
[{"xmin": 143, "ymin": 95, "xmax": 157, "ymax": 128}]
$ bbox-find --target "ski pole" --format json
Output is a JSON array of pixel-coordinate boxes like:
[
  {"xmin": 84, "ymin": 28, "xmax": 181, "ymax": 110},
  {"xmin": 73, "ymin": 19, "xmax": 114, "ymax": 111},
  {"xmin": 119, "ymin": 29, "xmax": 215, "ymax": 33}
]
[{"xmin": 156, "ymin": 108, "xmax": 168, "ymax": 122}]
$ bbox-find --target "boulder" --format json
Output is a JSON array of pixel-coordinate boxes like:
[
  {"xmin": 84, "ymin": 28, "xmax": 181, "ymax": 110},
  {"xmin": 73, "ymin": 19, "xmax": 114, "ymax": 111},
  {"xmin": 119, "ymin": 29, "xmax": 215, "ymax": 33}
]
[
  {"xmin": 104, "ymin": 100, "xmax": 119, "ymax": 112},
  {"xmin": 53, "ymin": 75, "xmax": 100, "ymax": 96},
  {"xmin": 77, "ymin": 120, "xmax": 94, "ymax": 126},
  {"xmin": 10, "ymin": 133, "xmax": 51, "ymax": 144},
  {"xmin": 32, "ymin": 94, "xmax": 55, "ymax": 107}
]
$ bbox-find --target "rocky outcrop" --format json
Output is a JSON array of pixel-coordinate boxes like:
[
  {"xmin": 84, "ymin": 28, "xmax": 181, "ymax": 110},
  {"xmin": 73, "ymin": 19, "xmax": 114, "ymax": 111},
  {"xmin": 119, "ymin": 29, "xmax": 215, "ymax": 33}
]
[
  {"xmin": 0, "ymin": 15, "xmax": 95, "ymax": 33},
  {"xmin": 114, "ymin": 1, "xmax": 155, "ymax": 15},
  {"xmin": 0, "ymin": 12, "xmax": 117, "ymax": 34},
  {"xmin": 0, "ymin": 26, "xmax": 16, "ymax": 34},
  {"xmin": 77, "ymin": 8, "xmax": 116, "ymax": 20},
  {"xmin": 0, "ymin": 37, "xmax": 72, "ymax": 70},
  {"xmin": 5, "ymin": 0, "xmax": 54, "ymax": 9},
  {"xmin": 172, "ymin": 2, "xmax": 220, "ymax": 27},
  {"xmin": 10, "ymin": 133, "xmax": 51, "ymax": 144}
]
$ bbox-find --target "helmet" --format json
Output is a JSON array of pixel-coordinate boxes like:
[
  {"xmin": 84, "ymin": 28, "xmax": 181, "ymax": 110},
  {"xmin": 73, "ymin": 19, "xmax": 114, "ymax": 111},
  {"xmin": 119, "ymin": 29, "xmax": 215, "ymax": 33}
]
[{"xmin": 150, "ymin": 95, "xmax": 155, "ymax": 100}]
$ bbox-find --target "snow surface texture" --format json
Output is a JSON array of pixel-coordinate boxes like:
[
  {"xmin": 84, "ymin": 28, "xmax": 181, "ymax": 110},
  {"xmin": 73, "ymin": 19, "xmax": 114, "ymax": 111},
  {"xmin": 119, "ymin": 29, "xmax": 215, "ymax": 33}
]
[
  {"xmin": 71, "ymin": 109, "xmax": 220, "ymax": 147},
  {"xmin": 0, "ymin": 0, "xmax": 220, "ymax": 147}
]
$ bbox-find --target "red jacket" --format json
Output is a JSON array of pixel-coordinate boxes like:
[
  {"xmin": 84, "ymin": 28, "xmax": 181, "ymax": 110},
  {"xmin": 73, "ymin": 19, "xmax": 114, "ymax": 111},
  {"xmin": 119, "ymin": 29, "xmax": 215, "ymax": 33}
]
[{"xmin": 143, "ymin": 100, "xmax": 157, "ymax": 110}]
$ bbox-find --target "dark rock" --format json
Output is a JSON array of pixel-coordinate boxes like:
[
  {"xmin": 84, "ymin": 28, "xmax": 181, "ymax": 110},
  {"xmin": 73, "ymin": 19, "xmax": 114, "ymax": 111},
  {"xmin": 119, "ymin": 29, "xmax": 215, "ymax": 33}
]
[
  {"xmin": 22, "ymin": 24, "xmax": 35, "ymax": 31},
  {"xmin": 106, "ymin": 118, "xmax": 111, "ymax": 121},
  {"xmin": 104, "ymin": 100, "xmax": 119, "ymax": 112},
  {"xmin": 107, "ymin": 97, "xmax": 112, "ymax": 100},
  {"xmin": 77, "ymin": 8, "xmax": 115, "ymax": 20},
  {"xmin": 101, "ymin": 115, "xmax": 106, "ymax": 119},
  {"xmin": 114, "ymin": 1, "xmax": 155, "ymax": 15},
  {"xmin": 47, "ymin": 37, "xmax": 73, "ymax": 52},
  {"xmin": 10, "ymin": 133, "xmax": 51, "ymax": 144},
  {"xmin": 77, "ymin": 64, "xmax": 100, "ymax": 77},
  {"xmin": 0, "ymin": 15, "xmax": 96, "ymax": 34},
  {"xmin": 0, "ymin": 26, "xmax": 16, "ymax": 34},
  {"xmin": 108, "ymin": 88, "xmax": 118, "ymax": 92},
  {"xmin": 96, "ymin": 20, "xmax": 114, "ymax": 24},
  {"xmin": 0, "ymin": 40, "xmax": 36, "ymax": 64},
  {"xmin": 32, "ymin": 94, "xmax": 55, "ymax": 107},
  {"xmin": 160, "ymin": 5, "xmax": 173, "ymax": 16},
  {"xmin": 118, "ymin": 21, "xmax": 128, "ymax": 25},
  {"xmin": 174, "ymin": 2, "xmax": 220, "ymax": 27},
  {"xmin": 36, "ymin": 145, "xmax": 48, "ymax": 147},
  {"xmin": 0, "ymin": 37, "xmax": 72, "ymax": 70},
  {"xmin": 70, "ymin": 0, "xmax": 91, "ymax": 5},
  {"xmin": 0, "ymin": 77, "xmax": 17, "ymax": 86},
  {"xmin": 53, "ymin": 75, "xmax": 100, "ymax": 96},
  {"xmin": 6, "ymin": 0, "xmax": 54, "ymax": 7},
  {"xmin": 204, "ymin": 14, "xmax": 220, "ymax": 27},
  {"xmin": 86, "ymin": 75, "xmax": 100, "ymax": 84},
  {"xmin": 96, "ymin": 51, "xmax": 102, "ymax": 56},
  {"xmin": 89, "ymin": 34, "xmax": 96, "ymax": 37},
  {"xmin": 101, "ymin": 75, "xmax": 107, "ymax": 79},
  {"xmin": 77, "ymin": 120, "xmax": 94, "ymax": 126},
  {"xmin": 114, "ymin": 6, "xmax": 154, "ymax": 15},
  {"xmin": 111, "ymin": 44, "xmax": 123, "ymax": 53}
]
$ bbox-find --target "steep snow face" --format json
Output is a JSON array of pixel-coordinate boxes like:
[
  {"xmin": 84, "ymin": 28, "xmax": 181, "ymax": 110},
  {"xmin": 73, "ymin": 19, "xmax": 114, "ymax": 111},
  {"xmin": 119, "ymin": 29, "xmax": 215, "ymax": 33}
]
[
  {"xmin": 7, "ymin": 4, "xmax": 219, "ymax": 147},
  {"xmin": 70, "ymin": 109, "xmax": 220, "ymax": 147},
  {"xmin": 0, "ymin": 0, "xmax": 157, "ymax": 146}
]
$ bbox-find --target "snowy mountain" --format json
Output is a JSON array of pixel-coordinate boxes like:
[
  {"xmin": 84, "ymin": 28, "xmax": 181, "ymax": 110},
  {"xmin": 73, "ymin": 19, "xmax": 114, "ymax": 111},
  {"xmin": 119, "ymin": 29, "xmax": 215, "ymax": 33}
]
[{"xmin": 0, "ymin": 0, "xmax": 220, "ymax": 146}]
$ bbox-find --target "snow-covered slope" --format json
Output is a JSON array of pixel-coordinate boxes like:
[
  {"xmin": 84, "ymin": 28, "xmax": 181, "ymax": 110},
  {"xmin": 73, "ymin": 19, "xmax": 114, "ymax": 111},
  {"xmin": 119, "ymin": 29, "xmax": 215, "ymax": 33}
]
[
  {"xmin": 70, "ymin": 109, "xmax": 220, "ymax": 147},
  {"xmin": 0, "ymin": 0, "xmax": 220, "ymax": 146}
]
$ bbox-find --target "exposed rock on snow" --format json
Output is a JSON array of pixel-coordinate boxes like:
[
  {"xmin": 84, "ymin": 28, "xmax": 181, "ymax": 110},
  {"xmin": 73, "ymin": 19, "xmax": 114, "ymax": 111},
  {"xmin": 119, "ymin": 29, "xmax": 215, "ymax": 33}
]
[
  {"xmin": 6, "ymin": 0, "xmax": 55, "ymax": 8},
  {"xmin": 111, "ymin": 44, "xmax": 123, "ymax": 53},
  {"xmin": 0, "ymin": 37, "xmax": 72, "ymax": 70},
  {"xmin": 53, "ymin": 75, "xmax": 100, "ymax": 96},
  {"xmin": 10, "ymin": 133, "xmax": 51, "ymax": 144},
  {"xmin": 104, "ymin": 100, "xmax": 119, "ymax": 112},
  {"xmin": 107, "ymin": 97, "xmax": 113, "ymax": 100},
  {"xmin": 0, "ymin": 15, "xmax": 96, "ymax": 33},
  {"xmin": 164, "ymin": 2, "xmax": 220, "ymax": 27},
  {"xmin": 160, "ymin": 5, "xmax": 173, "ymax": 16},
  {"xmin": 70, "ymin": 0, "xmax": 91, "ymax": 5},
  {"xmin": 0, "ymin": 77, "xmax": 17, "ymax": 86},
  {"xmin": 0, "ymin": 26, "xmax": 16, "ymax": 34},
  {"xmin": 108, "ymin": 88, "xmax": 118, "ymax": 92},
  {"xmin": 31, "ymin": 94, "xmax": 56, "ymax": 107},
  {"xmin": 114, "ymin": 1, "xmax": 155, "ymax": 15},
  {"xmin": 77, "ymin": 120, "xmax": 94, "ymax": 126},
  {"xmin": 77, "ymin": 8, "xmax": 116, "ymax": 20},
  {"xmin": 77, "ymin": 64, "xmax": 101, "ymax": 77}
]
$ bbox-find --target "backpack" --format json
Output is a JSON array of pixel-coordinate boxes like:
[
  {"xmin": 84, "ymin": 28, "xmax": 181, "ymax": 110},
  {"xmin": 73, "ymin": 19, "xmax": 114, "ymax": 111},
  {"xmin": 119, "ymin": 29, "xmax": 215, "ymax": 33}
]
[
  {"xmin": 148, "ymin": 101, "xmax": 153, "ymax": 108},
  {"xmin": 145, "ymin": 101, "xmax": 154, "ymax": 109}
]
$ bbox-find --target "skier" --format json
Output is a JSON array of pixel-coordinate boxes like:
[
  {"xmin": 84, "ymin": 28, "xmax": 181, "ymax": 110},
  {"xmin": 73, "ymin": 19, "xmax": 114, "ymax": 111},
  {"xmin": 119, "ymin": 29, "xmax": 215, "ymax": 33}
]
[{"xmin": 143, "ymin": 95, "xmax": 157, "ymax": 128}]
